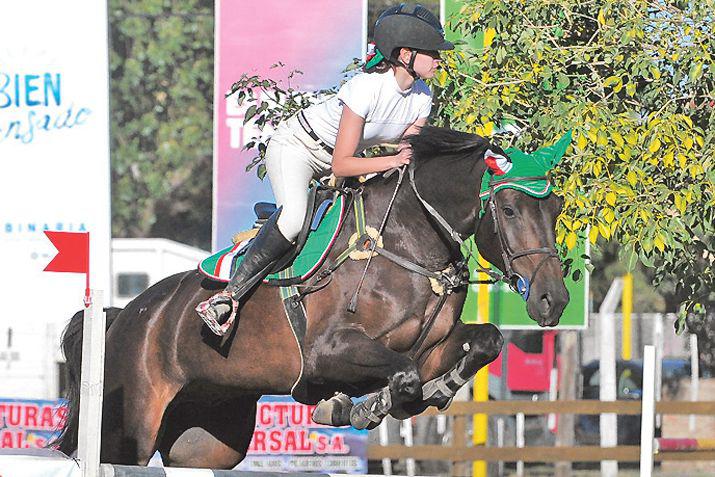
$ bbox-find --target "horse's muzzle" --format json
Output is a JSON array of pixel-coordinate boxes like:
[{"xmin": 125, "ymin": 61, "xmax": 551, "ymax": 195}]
[{"xmin": 528, "ymin": 285, "xmax": 569, "ymax": 327}]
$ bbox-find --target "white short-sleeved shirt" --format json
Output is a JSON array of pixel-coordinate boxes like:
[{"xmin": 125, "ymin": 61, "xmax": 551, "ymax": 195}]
[{"xmin": 302, "ymin": 69, "xmax": 432, "ymax": 154}]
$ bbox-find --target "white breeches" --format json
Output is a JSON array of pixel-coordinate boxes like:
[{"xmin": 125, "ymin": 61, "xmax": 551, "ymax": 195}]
[{"xmin": 264, "ymin": 115, "xmax": 333, "ymax": 241}]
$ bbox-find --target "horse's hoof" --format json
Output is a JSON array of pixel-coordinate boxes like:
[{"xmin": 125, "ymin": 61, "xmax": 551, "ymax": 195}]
[
  {"xmin": 312, "ymin": 393, "xmax": 353, "ymax": 426},
  {"xmin": 349, "ymin": 404, "xmax": 382, "ymax": 430}
]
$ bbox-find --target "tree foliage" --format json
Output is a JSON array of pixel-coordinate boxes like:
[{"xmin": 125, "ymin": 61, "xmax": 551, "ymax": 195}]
[
  {"xmin": 109, "ymin": 0, "xmax": 214, "ymax": 249},
  {"xmin": 225, "ymin": 0, "xmax": 713, "ymax": 321},
  {"xmin": 227, "ymin": 67, "xmax": 338, "ymax": 179},
  {"xmin": 435, "ymin": 0, "xmax": 714, "ymax": 321}
]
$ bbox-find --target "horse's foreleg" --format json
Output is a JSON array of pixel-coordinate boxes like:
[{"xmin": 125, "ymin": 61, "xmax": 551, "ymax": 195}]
[
  {"xmin": 395, "ymin": 322, "xmax": 503, "ymax": 418},
  {"xmin": 312, "ymin": 328, "xmax": 422, "ymax": 430}
]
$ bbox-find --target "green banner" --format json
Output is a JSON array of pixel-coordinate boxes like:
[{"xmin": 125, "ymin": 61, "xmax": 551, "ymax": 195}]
[{"xmin": 460, "ymin": 236, "xmax": 589, "ymax": 329}]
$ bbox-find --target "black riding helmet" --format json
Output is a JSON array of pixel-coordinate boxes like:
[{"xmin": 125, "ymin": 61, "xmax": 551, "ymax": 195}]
[{"xmin": 369, "ymin": 3, "xmax": 454, "ymax": 76}]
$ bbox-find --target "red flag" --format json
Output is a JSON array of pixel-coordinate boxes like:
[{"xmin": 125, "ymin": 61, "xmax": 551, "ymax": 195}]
[
  {"xmin": 44, "ymin": 231, "xmax": 89, "ymax": 273},
  {"xmin": 44, "ymin": 231, "xmax": 91, "ymax": 306}
]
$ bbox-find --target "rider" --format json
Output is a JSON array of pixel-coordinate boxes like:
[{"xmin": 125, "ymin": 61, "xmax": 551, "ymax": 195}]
[{"xmin": 196, "ymin": 3, "xmax": 454, "ymax": 333}]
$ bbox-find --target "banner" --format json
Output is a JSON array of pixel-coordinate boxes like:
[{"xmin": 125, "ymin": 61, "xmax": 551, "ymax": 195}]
[
  {"xmin": 237, "ymin": 396, "xmax": 367, "ymax": 474},
  {"xmin": 0, "ymin": 0, "xmax": 112, "ymax": 398},
  {"xmin": 0, "ymin": 399, "xmax": 66, "ymax": 449},
  {"xmin": 213, "ymin": 0, "xmax": 366, "ymax": 250}
]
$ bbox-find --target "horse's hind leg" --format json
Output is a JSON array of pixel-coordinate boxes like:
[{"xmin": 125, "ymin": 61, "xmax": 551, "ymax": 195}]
[
  {"xmin": 397, "ymin": 321, "xmax": 503, "ymax": 418},
  {"xmin": 101, "ymin": 354, "xmax": 181, "ymax": 465},
  {"xmin": 101, "ymin": 377, "xmax": 182, "ymax": 465},
  {"xmin": 158, "ymin": 396, "xmax": 258, "ymax": 469}
]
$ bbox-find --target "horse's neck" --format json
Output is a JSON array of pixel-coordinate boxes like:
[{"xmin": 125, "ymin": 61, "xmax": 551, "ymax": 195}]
[
  {"xmin": 363, "ymin": 181, "xmax": 452, "ymax": 270},
  {"xmin": 363, "ymin": 160, "xmax": 484, "ymax": 270},
  {"xmin": 412, "ymin": 157, "xmax": 487, "ymax": 242}
]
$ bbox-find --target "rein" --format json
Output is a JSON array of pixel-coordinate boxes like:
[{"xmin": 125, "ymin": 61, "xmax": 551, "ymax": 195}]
[{"xmin": 347, "ymin": 166, "xmax": 408, "ymax": 313}]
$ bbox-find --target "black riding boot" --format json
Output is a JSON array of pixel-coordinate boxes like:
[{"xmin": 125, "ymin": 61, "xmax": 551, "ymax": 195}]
[{"xmin": 196, "ymin": 209, "xmax": 293, "ymax": 335}]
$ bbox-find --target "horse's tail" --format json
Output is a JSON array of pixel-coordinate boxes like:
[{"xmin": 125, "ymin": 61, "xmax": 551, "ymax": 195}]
[{"xmin": 52, "ymin": 306, "xmax": 123, "ymax": 455}]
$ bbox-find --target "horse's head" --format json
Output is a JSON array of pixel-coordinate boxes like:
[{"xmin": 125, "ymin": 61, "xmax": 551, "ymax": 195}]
[
  {"xmin": 406, "ymin": 127, "xmax": 572, "ymax": 326},
  {"xmin": 474, "ymin": 133, "xmax": 572, "ymax": 327}
]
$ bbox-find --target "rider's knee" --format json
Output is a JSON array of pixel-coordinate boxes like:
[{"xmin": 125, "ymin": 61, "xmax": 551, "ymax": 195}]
[{"xmin": 276, "ymin": 214, "xmax": 303, "ymax": 242}]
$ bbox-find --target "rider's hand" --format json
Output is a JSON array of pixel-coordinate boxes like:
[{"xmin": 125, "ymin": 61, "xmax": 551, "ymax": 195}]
[{"xmin": 389, "ymin": 145, "xmax": 412, "ymax": 169}]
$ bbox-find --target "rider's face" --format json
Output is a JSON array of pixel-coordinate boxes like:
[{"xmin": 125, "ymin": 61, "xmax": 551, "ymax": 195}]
[
  {"xmin": 396, "ymin": 48, "xmax": 442, "ymax": 80},
  {"xmin": 412, "ymin": 49, "xmax": 442, "ymax": 79}
]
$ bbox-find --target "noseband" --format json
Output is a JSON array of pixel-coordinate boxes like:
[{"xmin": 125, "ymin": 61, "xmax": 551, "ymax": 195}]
[{"xmin": 480, "ymin": 176, "xmax": 560, "ymax": 301}]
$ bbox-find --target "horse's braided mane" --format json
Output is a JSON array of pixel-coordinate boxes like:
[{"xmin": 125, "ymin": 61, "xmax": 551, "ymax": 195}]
[{"xmin": 407, "ymin": 125, "xmax": 491, "ymax": 163}]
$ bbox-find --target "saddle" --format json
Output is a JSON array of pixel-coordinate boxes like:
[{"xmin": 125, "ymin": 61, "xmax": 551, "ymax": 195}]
[{"xmin": 199, "ymin": 184, "xmax": 350, "ymax": 286}]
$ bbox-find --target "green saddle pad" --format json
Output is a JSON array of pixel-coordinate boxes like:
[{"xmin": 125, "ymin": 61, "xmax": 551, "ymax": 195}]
[{"xmin": 198, "ymin": 195, "xmax": 345, "ymax": 284}]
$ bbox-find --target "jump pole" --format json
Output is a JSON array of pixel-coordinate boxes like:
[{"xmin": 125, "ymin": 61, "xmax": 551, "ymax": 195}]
[
  {"xmin": 473, "ymin": 255, "xmax": 491, "ymax": 477},
  {"xmin": 599, "ymin": 278, "xmax": 623, "ymax": 477},
  {"xmin": 640, "ymin": 345, "xmax": 656, "ymax": 476},
  {"xmin": 77, "ymin": 290, "xmax": 106, "ymax": 477},
  {"xmin": 621, "ymin": 273, "xmax": 632, "ymax": 360}
]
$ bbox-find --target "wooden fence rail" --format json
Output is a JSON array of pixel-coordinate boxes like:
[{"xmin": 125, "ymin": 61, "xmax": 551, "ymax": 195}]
[
  {"xmin": 366, "ymin": 400, "xmax": 715, "ymax": 465},
  {"xmin": 418, "ymin": 399, "xmax": 715, "ymax": 416}
]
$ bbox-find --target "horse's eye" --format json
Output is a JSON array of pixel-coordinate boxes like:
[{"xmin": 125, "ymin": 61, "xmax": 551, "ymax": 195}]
[{"xmin": 503, "ymin": 207, "xmax": 515, "ymax": 218}]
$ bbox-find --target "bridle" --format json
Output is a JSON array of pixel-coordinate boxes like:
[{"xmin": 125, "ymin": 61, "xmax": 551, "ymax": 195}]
[
  {"xmin": 408, "ymin": 162, "xmax": 561, "ymax": 301},
  {"xmin": 477, "ymin": 175, "xmax": 561, "ymax": 301}
]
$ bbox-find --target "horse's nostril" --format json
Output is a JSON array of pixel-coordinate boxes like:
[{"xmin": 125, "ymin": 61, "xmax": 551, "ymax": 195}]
[{"xmin": 541, "ymin": 293, "xmax": 552, "ymax": 313}]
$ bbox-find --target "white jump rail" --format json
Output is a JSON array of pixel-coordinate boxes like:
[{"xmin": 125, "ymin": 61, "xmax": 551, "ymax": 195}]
[
  {"xmin": 0, "ymin": 451, "xmax": 387, "ymax": 477},
  {"xmin": 640, "ymin": 345, "xmax": 656, "ymax": 477},
  {"xmin": 78, "ymin": 290, "xmax": 107, "ymax": 477}
]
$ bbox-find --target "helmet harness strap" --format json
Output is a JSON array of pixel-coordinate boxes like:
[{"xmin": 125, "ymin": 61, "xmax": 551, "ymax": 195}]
[{"xmin": 398, "ymin": 49, "xmax": 419, "ymax": 79}]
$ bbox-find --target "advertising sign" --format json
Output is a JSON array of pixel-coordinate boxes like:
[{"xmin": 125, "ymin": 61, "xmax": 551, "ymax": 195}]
[
  {"xmin": 213, "ymin": 0, "xmax": 366, "ymax": 250},
  {"xmin": 0, "ymin": 1, "xmax": 112, "ymax": 398},
  {"xmin": 0, "ymin": 399, "xmax": 66, "ymax": 449},
  {"xmin": 237, "ymin": 396, "xmax": 367, "ymax": 474}
]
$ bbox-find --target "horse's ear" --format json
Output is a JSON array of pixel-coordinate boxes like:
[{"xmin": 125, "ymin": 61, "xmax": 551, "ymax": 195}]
[
  {"xmin": 484, "ymin": 149, "xmax": 512, "ymax": 175},
  {"xmin": 540, "ymin": 130, "xmax": 573, "ymax": 168}
]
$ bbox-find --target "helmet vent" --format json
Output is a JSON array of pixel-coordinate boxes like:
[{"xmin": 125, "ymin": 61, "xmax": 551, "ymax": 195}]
[{"xmin": 412, "ymin": 5, "xmax": 443, "ymax": 33}]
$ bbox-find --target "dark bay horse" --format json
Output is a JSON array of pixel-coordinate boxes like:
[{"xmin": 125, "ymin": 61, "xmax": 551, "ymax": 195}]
[{"xmin": 55, "ymin": 126, "xmax": 569, "ymax": 468}]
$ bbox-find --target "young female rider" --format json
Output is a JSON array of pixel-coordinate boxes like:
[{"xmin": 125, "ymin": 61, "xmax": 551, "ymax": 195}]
[{"xmin": 196, "ymin": 4, "xmax": 454, "ymax": 334}]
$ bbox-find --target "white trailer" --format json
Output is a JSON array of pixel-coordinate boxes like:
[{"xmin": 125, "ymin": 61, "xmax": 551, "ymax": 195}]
[{"xmin": 111, "ymin": 238, "xmax": 208, "ymax": 308}]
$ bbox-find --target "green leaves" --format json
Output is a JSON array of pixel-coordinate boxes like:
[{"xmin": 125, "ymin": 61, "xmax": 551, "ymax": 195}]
[
  {"xmin": 226, "ymin": 68, "xmax": 340, "ymax": 174},
  {"xmin": 437, "ymin": 0, "xmax": 714, "ymax": 314}
]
